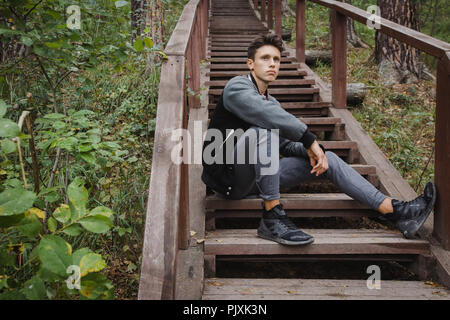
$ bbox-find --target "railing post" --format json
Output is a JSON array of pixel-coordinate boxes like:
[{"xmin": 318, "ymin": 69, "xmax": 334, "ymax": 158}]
[
  {"xmin": 261, "ymin": 0, "xmax": 266, "ymax": 22},
  {"xmin": 433, "ymin": 52, "xmax": 450, "ymax": 250},
  {"xmin": 331, "ymin": 0, "xmax": 347, "ymax": 108},
  {"xmin": 254, "ymin": 0, "xmax": 258, "ymax": 10},
  {"xmin": 296, "ymin": 0, "xmax": 306, "ymax": 63},
  {"xmin": 275, "ymin": 0, "xmax": 282, "ymax": 36},
  {"xmin": 267, "ymin": 0, "xmax": 273, "ymax": 30}
]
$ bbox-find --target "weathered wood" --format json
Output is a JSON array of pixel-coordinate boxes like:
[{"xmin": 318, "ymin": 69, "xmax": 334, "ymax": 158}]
[
  {"xmin": 433, "ymin": 53, "xmax": 450, "ymax": 249},
  {"xmin": 205, "ymin": 79, "xmax": 315, "ymax": 86},
  {"xmin": 275, "ymin": 0, "xmax": 282, "ymax": 36},
  {"xmin": 331, "ymin": 0, "xmax": 347, "ymax": 109},
  {"xmin": 309, "ymin": 0, "xmax": 450, "ymax": 59},
  {"xmin": 206, "ymin": 70, "xmax": 307, "ymax": 77},
  {"xmin": 208, "ymin": 63, "xmax": 301, "ymax": 69},
  {"xmin": 296, "ymin": 0, "xmax": 306, "ymax": 63},
  {"xmin": 138, "ymin": 56, "xmax": 185, "ymax": 300},
  {"xmin": 204, "ymin": 229, "xmax": 430, "ymax": 255},
  {"xmin": 267, "ymin": 0, "xmax": 273, "ymax": 30},
  {"xmin": 203, "ymin": 278, "xmax": 450, "ymax": 300},
  {"xmin": 206, "ymin": 193, "xmax": 371, "ymax": 210}
]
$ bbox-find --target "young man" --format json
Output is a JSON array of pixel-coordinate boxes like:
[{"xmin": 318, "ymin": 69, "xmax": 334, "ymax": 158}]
[{"xmin": 201, "ymin": 33, "xmax": 436, "ymax": 245}]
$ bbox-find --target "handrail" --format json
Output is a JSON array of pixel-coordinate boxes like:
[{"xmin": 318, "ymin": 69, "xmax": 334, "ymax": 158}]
[
  {"xmin": 308, "ymin": 0, "xmax": 450, "ymax": 58},
  {"xmin": 138, "ymin": 0, "xmax": 208, "ymax": 300}
]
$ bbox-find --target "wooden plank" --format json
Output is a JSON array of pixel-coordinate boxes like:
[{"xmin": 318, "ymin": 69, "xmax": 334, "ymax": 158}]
[
  {"xmin": 208, "ymin": 208, "xmax": 379, "ymax": 218},
  {"xmin": 208, "ymin": 57, "xmax": 296, "ymax": 63},
  {"xmin": 138, "ymin": 56, "xmax": 185, "ymax": 300},
  {"xmin": 296, "ymin": 0, "xmax": 306, "ymax": 63},
  {"xmin": 275, "ymin": 0, "xmax": 282, "ymax": 36},
  {"xmin": 206, "ymin": 193, "xmax": 371, "ymax": 210},
  {"xmin": 207, "ymin": 63, "xmax": 301, "ymax": 69},
  {"xmin": 433, "ymin": 55, "xmax": 450, "ymax": 249},
  {"xmin": 208, "ymin": 87, "xmax": 319, "ymax": 95},
  {"xmin": 203, "ymin": 278, "xmax": 450, "ymax": 300},
  {"xmin": 331, "ymin": 0, "xmax": 347, "ymax": 109},
  {"xmin": 206, "ymin": 70, "xmax": 307, "ymax": 77},
  {"xmin": 205, "ymin": 79, "xmax": 315, "ymax": 87},
  {"xmin": 208, "ymin": 51, "xmax": 290, "ymax": 57},
  {"xmin": 309, "ymin": 0, "xmax": 450, "ymax": 58},
  {"xmin": 204, "ymin": 229, "xmax": 430, "ymax": 255}
]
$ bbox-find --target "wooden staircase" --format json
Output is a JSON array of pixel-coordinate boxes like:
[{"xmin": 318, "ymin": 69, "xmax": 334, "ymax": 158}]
[
  {"xmin": 137, "ymin": 0, "xmax": 450, "ymax": 301},
  {"xmin": 199, "ymin": 0, "xmax": 449, "ymax": 300}
]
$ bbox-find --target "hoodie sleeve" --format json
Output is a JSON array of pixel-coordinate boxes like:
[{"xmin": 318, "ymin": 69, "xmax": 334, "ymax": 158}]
[{"xmin": 222, "ymin": 76, "xmax": 316, "ymax": 146}]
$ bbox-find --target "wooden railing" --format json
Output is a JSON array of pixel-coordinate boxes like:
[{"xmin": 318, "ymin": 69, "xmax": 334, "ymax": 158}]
[
  {"xmin": 255, "ymin": 0, "xmax": 450, "ymax": 249},
  {"xmin": 138, "ymin": 0, "xmax": 209, "ymax": 300}
]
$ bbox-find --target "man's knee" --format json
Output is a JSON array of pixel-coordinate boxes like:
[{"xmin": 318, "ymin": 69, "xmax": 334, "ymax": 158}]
[{"xmin": 325, "ymin": 151, "xmax": 340, "ymax": 167}]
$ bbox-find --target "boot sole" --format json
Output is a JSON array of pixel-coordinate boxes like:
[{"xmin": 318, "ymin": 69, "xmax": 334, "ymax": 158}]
[
  {"xmin": 257, "ymin": 230, "xmax": 315, "ymax": 246},
  {"xmin": 398, "ymin": 182, "xmax": 436, "ymax": 239}
]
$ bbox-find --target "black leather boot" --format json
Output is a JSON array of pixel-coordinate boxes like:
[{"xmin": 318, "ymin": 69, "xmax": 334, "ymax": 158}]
[
  {"xmin": 257, "ymin": 202, "xmax": 314, "ymax": 245},
  {"xmin": 385, "ymin": 181, "xmax": 436, "ymax": 239}
]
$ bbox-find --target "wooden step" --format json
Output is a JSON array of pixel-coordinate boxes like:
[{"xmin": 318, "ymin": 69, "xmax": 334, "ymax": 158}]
[
  {"xmin": 207, "ymin": 70, "xmax": 307, "ymax": 78},
  {"xmin": 208, "ymin": 57, "xmax": 296, "ymax": 63},
  {"xmin": 208, "ymin": 51, "xmax": 290, "ymax": 57},
  {"xmin": 205, "ymin": 79, "xmax": 315, "ymax": 87},
  {"xmin": 206, "ymin": 193, "xmax": 371, "ymax": 211},
  {"xmin": 208, "ymin": 63, "xmax": 301, "ymax": 70},
  {"xmin": 204, "ymin": 229, "xmax": 430, "ymax": 256},
  {"xmin": 202, "ymin": 278, "xmax": 449, "ymax": 300},
  {"xmin": 208, "ymin": 87, "xmax": 319, "ymax": 95}
]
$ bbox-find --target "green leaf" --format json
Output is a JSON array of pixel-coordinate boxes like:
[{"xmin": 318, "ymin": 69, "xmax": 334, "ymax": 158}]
[
  {"xmin": 0, "ymin": 290, "xmax": 26, "ymax": 300},
  {"xmin": 53, "ymin": 204, "xmax": 71, "ymax": 223},
  {"xmin": 21, "ymin": 36, "xmax": 33, "ymax": 46},
  {"xmin": 47, "ymin": 217, "xmax": 57, "ymax": 233},
  {"xmin": 79, "ymin": 253, "xmax": 106, "ymax": 276},
  {"xmin": 89, "ymin": 206, "xmax": 114, "ymax": 218},
  {"xmin": 21, "ymin": 276, "xmax": 46, "ymax": 300},
  {"xmin": 0, "ymin": 247, "xmax": 16, "ymax": 267},
  {"xmin": 80, "ymin": 152, "xmax": 96, "ymax": 165},
  {"xmin": 55, "ymin": 137, "xmax": 78, "ymax": 151},
  {"xmin": 144, "ymin": 37, "xmax": 153, "ymax": 49},
  {"xmin": 0, "ymin": 213, "xmax": 25, "ymax": 228},
  {"xmin": 0, "ymin": 99, "xmax": 8, "ymax": 118},
  {"xmin": 0, "ymin": 118, "xmax": 21, "ymax": 138},
  {"xmin": 80, "ymin": 273, "xmax": 114, "ymax": 300},
  {"xmin": 67, "ymin": 178, "xmax": 88, "ymax": 220},
  {"xmin": 44, "ymin": 113, "xmax": 66, "ymax": 120},
  {"xmin": 16, "ymin": 215, "xmax": 42, "ymax": 238},
  {"xmin": 79, "ymin": 215, "xmax": 112, "ymax": 233},
  {"xmin": 38, "ymin": 235, "xmax": 72, "ymax": 277},
  {"xmin": 115, "ymin": 1, "xmax": 129, "ymax": 8},
  {"xmin": 0, "ymin": 187, "xmax": 36, "ymax": 216},
  {"xmin": 1, "ymin": 139, "xmax": 16, "ymax": 154},
  {"xmin": 133, "ymin": 38, "xmax": 144, "ymax": 52},
  {"xmin": 62, "ymin": 224, "xmax": 83, "ymax": 236},
  {"xmin": 72, "ymin": 248, "xmax": 92, "ymax": 266}
]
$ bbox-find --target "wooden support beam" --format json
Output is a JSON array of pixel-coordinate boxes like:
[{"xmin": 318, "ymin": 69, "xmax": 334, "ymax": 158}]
[
  {"xmin": 296, "ymin": 0, "xmax": 306, "ymax": 63},
  {"xmin": 433, "ymin": 52, "xmax": 450, "ymax": 249},
  {"xmin": 261, "ymin": 0, "xmax": 266, "ymax": 22},
  {"xmin": 267, "ymin": 0, "xmax": 273, "ymax": 30},
  {"xmin": 275, "ymin": 0, "xmax": 282, "ymax": 36},
  {"xmin": 331, "ymin": 0, "xmax": 347, "ymax": 108}
]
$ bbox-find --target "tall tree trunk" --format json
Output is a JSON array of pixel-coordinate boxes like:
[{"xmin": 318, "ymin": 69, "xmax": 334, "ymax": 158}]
[
  {"xmin": 131, "ymin": 0, "xmax": 146, "ymax": 41},
  {"xmin": 144, "ymin": 0, "xmax": 165, "ymax": 66},
  {"xmin": 375, "ymin": 0, "xmax": 425, "ymax": 84}
]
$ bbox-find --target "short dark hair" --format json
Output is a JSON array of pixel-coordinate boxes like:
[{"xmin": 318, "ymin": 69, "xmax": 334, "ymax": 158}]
[{"xmin": 247, "ymin": 33, "xmax": 284, "ymax": 61}]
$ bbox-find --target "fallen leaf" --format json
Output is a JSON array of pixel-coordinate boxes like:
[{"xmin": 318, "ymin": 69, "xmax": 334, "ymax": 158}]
[
  {"xmin": 196, "ymin": 238, "xmax": 205, "ymax": 244},
  {"xmin": 190, "ymin": 230, "xmax": 197, "ymax": 237},
  {"xmin": 287, "ymin": 290, "xmax": 296, "ymax": 294}
]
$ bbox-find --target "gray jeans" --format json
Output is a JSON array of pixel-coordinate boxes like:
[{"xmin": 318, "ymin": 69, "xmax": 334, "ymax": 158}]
[{"xmin": 223, "ymin": 126, "xmax": 386, "ymax": 211}]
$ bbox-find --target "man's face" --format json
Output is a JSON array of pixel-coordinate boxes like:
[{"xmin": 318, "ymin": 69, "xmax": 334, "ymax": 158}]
[{"xmin": 247, "ymin": 44, "xmax": 281, "ymax": 83}]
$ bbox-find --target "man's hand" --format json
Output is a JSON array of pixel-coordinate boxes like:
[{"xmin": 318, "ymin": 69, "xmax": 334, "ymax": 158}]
[{"xmin": 306, "ymin": 140, "xmax": 328, "ymax": 176}]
